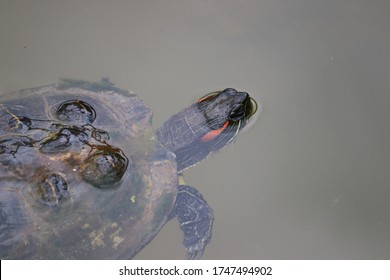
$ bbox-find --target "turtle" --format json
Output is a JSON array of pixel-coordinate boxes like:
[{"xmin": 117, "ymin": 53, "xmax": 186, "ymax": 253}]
[{"xmin": 0, "ymin": 79, "xmax": 257, "ymax": 259}]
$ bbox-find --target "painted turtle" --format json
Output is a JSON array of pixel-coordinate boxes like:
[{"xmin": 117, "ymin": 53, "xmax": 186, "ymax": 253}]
[{"xmin": 0, "ymin": 79, "xmax": 257, "ymax": 259}]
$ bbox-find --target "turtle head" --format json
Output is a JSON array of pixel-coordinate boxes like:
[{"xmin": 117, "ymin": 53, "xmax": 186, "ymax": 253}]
[
  {"xmin": 157, "ymin": 88, "xmax": 257, "ymax": 171},
  {"xmin": 197, "ymin": 88, "xmax": 256, "ymax": 143}
]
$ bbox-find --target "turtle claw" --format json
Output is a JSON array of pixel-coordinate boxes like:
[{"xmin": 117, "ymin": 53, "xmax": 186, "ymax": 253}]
[{"xmin": 169, "ymin": 185, "xmax": 214, "ymax": 259}]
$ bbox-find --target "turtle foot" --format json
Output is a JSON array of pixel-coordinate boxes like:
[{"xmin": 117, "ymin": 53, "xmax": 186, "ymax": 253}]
[{"xmin": 169, "ymin": 185, "xmax": 214, "ymax": 259}]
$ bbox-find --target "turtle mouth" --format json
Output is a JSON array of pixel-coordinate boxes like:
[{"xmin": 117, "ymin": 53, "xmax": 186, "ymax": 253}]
[{"xmin": 224, "ymin": 93, "xmax": 258, "ymax": 144}]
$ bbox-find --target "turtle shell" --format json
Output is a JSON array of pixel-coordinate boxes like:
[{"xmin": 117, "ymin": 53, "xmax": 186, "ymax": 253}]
[{"xmin": 0, "ymin": 80, "xmax": 178, "ymax": 259}]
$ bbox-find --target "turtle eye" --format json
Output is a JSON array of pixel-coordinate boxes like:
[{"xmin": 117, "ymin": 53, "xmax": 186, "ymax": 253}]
[{"xmin": 229, "ymin": 104, "xmax": 245, "ymax": 122}]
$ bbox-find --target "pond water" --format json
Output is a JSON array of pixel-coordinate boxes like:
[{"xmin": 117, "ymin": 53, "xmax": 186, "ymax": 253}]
[{"xmin": 1, "ymin": 0, "xmax": 389, "ymax": 259}]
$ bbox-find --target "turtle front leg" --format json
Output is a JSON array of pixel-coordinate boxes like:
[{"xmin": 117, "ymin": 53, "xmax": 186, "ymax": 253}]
[{"xmin": 169, "ymin": 184, "xmax": 214, "ymax": 259}]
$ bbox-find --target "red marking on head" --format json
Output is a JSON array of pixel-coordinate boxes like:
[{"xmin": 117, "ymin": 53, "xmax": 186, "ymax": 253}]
[
  {"xmin": 201, "ymin": 121, "xmax": 229, "ymax": 142},
  {"xmin": 197, "ymin": 92, "xmax": 219, "ymax": 103},
  {"xmin": 197, "ymin": 96, "xmax": 207, "ymax": 103}
]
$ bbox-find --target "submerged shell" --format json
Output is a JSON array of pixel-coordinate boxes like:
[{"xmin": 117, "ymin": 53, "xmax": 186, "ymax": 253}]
[{"xmin": 0, "ymin": 80, "xmax": 178, "ymax": 259}]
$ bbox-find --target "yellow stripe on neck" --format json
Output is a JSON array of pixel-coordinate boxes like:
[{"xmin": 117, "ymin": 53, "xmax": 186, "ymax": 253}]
[{"xmin": 178, "ymin": 174, "xmax": 186, "ymax": 186}]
